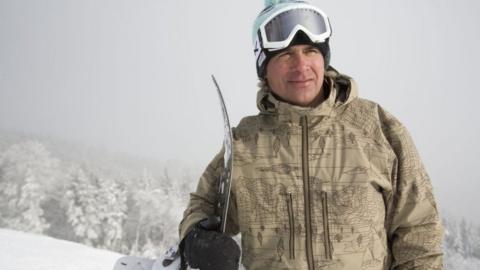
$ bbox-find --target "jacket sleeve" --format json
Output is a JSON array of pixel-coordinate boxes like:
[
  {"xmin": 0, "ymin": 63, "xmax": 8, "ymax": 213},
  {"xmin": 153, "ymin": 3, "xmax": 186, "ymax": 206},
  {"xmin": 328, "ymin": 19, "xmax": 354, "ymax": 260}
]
[
  {"xmin": 380, "ymin": 108, "xmax": 444, "ymax": 270},
  {"xmin": 178, "ymin": 148, "xmax": 239, "ymax": 240}
]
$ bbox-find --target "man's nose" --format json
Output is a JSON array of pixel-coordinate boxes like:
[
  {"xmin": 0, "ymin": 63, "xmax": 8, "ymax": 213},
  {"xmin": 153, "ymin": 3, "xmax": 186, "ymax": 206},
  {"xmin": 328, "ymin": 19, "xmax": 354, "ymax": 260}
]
[{"xmin": 290, "ymin": 53, "xmax": 309, "ymax": 72}]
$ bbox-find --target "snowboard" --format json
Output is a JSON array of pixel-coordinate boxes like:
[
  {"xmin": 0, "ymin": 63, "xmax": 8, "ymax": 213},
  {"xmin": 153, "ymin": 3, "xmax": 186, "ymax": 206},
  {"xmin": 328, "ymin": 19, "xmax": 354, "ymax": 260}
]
[
  {"xmin": 113, "ymin": 75, "xmax": 232, "ymax": 270},
  {"xmin": 113, "ymin": 245, "xmax": 180, "ymax": 270}
]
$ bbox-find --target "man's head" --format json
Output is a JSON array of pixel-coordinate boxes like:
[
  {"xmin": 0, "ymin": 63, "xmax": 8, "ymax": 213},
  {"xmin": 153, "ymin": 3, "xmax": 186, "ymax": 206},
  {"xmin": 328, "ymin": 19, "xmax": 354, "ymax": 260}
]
[
  {"xmin": 252, "ymin": 0, "xmax": 332, "ymax": 107},
  {"xmin": 252, "ymin": 0, "xmax": 332, "ymax": 78}
]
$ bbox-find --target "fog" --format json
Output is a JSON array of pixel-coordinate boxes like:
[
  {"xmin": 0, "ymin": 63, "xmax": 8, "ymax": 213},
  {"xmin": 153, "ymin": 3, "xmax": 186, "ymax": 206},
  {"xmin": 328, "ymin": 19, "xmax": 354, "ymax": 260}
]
[{"xmin": 1, "ymin": 0, "xmax": 479, "ymax": 222}]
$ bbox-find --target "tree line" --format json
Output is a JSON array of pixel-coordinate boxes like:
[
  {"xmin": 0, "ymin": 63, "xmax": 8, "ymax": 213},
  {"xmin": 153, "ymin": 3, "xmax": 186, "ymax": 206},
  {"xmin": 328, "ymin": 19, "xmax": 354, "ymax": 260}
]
[{"xmin": 0, "ymin": 140, "xmax": 194, "ymax": 257}]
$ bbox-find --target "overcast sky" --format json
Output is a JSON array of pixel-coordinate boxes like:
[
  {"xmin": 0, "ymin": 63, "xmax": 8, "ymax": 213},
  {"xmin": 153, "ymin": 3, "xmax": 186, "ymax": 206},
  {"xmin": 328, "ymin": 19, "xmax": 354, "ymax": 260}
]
[{"xmin": 1, "ymin": 0, "xmax": 479, "ymax": 222}]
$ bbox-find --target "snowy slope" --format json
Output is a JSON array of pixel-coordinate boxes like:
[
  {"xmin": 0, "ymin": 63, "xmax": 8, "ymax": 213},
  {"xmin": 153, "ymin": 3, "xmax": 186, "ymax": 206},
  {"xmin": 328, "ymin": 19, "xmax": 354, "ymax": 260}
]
[
  {"xmin": 3, "ymin": 228, "xmax": 480, "ymax": 270},
  {"xmin": 0, "ymin": 229, "xmax": 122, "ymax": 270}
]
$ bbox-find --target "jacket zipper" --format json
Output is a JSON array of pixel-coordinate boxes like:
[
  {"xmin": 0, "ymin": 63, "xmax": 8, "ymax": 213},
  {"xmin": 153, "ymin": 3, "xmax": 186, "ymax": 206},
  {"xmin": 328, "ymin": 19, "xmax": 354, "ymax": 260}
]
[
  {"xmin": 287, "ymin": 193, "xmax": 295, "ymax": 260},
  {"xmin": 321, "ymin": 191, "xmax": 333, "ymax": 260},
  {"xmin": 301, "ymin": 115, "xmax": 315, "ymax": 270}
]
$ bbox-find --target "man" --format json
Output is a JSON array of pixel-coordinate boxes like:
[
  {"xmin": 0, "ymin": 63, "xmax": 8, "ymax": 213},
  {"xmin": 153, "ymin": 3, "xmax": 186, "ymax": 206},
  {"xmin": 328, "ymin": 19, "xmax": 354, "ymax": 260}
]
[{"xmin": 179, "ymin": 1, "xmax": 444, "ymax": 269}]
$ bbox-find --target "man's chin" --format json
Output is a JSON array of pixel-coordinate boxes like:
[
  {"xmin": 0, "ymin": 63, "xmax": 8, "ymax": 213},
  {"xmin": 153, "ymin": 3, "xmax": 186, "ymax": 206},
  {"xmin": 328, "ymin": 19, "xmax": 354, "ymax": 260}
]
[{"xmin": 286, "ymin": 97, "xmax": 315, "ymax": 107}]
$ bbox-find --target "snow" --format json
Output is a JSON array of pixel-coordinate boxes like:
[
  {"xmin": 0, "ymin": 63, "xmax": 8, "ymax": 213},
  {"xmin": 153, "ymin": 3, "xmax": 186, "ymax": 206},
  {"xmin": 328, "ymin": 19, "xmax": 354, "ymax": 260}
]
[
  {"xmin": 0, "ymin": 229, "xmax": 122, "ymax": 270},
  {"xmin": 2, "ymin": 228, "xmax": 480, "ymax": 270},
  {"xmin": 445, "ymin": 252, "xmax": 480, "ymax": 270}
]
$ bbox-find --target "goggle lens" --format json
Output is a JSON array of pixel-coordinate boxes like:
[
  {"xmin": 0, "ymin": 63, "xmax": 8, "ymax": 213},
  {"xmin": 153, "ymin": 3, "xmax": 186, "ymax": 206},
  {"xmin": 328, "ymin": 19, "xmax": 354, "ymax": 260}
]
[{"xmin": 264, "ymin": 8, "xmax": 329, "ymax": 43}]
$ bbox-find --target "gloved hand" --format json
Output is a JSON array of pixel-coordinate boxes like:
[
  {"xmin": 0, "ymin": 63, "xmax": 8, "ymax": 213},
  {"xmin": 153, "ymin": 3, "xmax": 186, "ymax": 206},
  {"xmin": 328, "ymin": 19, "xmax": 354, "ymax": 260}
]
[{"xmin": 182, "ymin": 217, "xmax": 240, "ymax": 270}]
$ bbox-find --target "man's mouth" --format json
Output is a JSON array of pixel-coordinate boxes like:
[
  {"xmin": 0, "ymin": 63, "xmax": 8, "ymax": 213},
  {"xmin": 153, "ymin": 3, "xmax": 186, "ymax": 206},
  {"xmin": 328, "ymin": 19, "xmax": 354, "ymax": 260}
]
[{"xmin": 288, "ymin": 79, "xmax": 313, "ymax": 85}]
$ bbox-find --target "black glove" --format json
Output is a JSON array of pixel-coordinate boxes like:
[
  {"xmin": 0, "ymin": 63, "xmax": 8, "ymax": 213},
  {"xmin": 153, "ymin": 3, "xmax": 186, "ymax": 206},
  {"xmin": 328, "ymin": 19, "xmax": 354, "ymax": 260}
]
[{"xmin": 182, "ymin": 217, "xmax": 240, "ymax": 270}]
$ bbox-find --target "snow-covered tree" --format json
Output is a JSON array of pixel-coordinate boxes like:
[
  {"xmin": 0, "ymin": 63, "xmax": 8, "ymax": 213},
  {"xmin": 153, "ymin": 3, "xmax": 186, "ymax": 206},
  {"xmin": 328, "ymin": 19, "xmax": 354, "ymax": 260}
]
[
  {"xmin": 66, "ymin": 167, "xmax": 102, "ymax": 246},
  {"xmin": 122, "ymin": 167, "xmax": 184, "ymax": 257},
  {"xmin": 459, "ymin": 218, "xmax": 472, "ymax": 257},
  {"xmin": 0, "ymin": 141, "xmax": 59, "ymax": 233},
  {"xmin": 95, "ymin": 176, "xmax": 127, "ymax": 251},
  {"xmin": 15, "ymin": 168, "xmax": 50, "ymax": 233},
  {"xmin": 65, "ymin": 166, "xmax": 127, "ymax": 251}
]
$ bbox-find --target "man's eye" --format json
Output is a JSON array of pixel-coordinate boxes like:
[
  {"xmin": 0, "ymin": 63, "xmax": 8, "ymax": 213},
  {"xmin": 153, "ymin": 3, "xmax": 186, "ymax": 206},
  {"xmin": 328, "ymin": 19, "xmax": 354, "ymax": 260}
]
[
  {"xmin": 276, "ymin": 52, "xmax": 291, "ymax": 59},
  {"xmin": 306, "ymin": 48, "xmax": 320, "ymax": 54}
]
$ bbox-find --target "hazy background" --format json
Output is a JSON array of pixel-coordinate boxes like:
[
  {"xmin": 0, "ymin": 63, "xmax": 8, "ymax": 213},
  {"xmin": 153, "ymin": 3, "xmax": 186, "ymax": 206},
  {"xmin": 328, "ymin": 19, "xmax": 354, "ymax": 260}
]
[{"xmin": 1, "ymin": 0, "xmax": 479, "ymax": 223}]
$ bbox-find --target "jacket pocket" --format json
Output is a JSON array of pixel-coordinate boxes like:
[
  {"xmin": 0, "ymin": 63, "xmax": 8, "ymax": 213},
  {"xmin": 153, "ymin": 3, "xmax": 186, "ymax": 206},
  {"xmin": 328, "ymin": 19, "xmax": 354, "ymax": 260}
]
[
  {"xmin": 321, "ymin": 191, "xmax": 333, "ymax": 260},
  {"xmin": 286, "ymin": 192, "xmax": 295, "ymax": 260}
]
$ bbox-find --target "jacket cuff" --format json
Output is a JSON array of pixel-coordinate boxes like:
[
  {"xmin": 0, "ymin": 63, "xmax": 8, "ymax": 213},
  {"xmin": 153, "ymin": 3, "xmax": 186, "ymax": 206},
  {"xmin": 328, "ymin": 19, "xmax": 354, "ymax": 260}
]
[{"xmin": 179, "ymin": 212, "xmax": 209, "ymax": 240}]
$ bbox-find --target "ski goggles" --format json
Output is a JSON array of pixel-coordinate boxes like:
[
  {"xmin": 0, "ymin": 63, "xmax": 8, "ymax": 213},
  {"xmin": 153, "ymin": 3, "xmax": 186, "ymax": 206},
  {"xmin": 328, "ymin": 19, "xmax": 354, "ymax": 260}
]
[{"xmin": 257, "ymin": 4, "xmax": 332, "ymax": 51}]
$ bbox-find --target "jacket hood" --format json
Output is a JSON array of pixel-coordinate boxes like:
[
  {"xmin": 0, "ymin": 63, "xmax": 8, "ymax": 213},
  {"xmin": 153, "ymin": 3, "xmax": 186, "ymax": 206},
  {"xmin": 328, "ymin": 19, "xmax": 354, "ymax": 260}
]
[{"xmin": 256, "ymin": 66, "xmax": 358, "ymax": 118}]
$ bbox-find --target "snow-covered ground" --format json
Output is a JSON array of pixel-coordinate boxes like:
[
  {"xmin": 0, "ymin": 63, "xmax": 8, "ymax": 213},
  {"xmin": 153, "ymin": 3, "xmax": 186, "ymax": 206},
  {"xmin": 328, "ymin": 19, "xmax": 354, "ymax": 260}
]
[
  {"xmin": 0, "ymin": 229, "xmax": 122, "ymax": 270},
  {"xmin": 3, "ymin": 228, "xmax": 480, "ymax": 270}
]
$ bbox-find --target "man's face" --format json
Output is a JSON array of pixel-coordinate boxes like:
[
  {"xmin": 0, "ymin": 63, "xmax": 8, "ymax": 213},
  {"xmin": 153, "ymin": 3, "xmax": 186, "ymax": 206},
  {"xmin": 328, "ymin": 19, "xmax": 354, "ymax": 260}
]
[{"xmin": 265, "ymin": 44, "xmax": 325, "ymax": 107}]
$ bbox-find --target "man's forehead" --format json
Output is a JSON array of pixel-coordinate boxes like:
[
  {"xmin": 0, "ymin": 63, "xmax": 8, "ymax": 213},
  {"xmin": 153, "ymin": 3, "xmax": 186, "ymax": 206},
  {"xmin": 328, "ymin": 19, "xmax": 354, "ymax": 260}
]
[{"xmin": 282, "ymin": 44, "xmax": 319, "ymax": 52}]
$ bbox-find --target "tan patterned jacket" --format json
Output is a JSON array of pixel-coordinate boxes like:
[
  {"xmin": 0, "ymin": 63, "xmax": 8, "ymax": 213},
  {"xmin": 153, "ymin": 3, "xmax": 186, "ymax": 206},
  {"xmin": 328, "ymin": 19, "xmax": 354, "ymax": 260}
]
[{"xmin": 179, "ymin": 68, "xmax": 444, "ymax": 270}]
